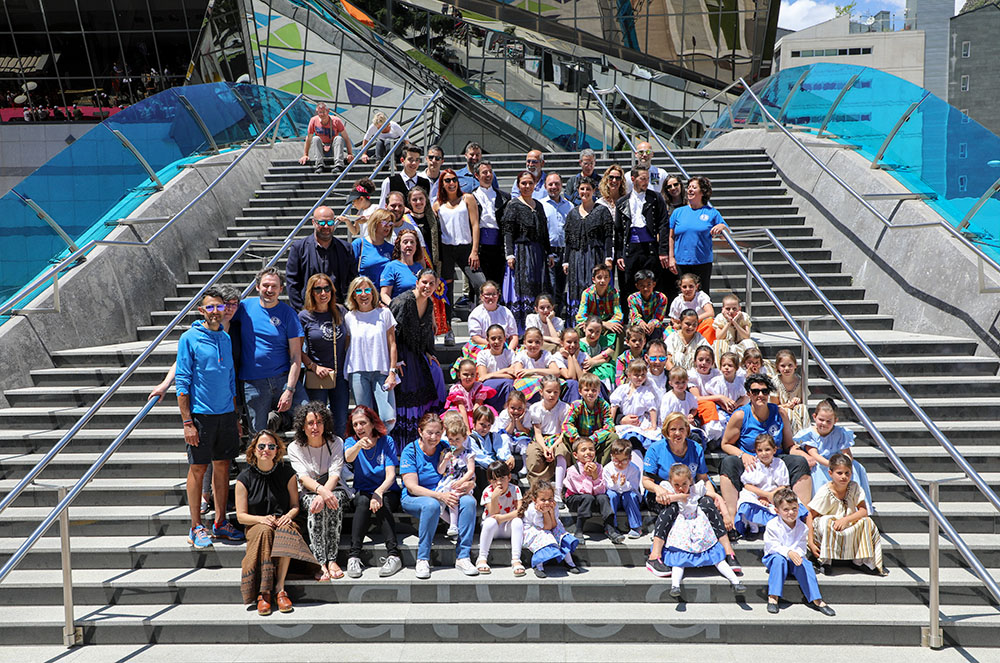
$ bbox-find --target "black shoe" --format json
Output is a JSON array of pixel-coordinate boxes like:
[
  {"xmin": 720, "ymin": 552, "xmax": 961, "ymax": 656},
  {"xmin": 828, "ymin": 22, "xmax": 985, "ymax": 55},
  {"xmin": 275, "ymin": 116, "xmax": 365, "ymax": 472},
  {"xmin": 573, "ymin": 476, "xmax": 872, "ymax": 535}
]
[
  {"xmin": 604, "ymin": 525, "xmax": 625, "ymax": 544},
  {"xmin": 669, "ymin": 586, "xmax": 682, "ymax": 598},
  {"xmin": 645, "ymin": 559, "xmax": 671, "ymax": 578},
  {"xmin": 810, "ymin": 602, "xmax": 836, "ymax": 617},
  {"xmin": 732, "ymin": 582, "xmax": 747, "ymax": 595},
  {"xmin": 566, "ymin": 564, "xmax": 582, "ymax": 574},
  {"xmin": 533, "ymin": 567, "xmax": 547, "ymax": 578},
  {"xmin": 727, "ymin": 529, "xmax": 741, "ymax": 544},
  {"xmin": 313, "ymin": 164, "xmax": 324, "ymax": 174},
  {"xmin": 767, "ymin": 601, "xmax": 780, "ymax": 614},
  {"xmin": 727, "ymin": 553, "xmax": 742, "ymax": 576},
  {"xmin": 574, "ymin": 525, "xmax": 585, "ymax": 539}
]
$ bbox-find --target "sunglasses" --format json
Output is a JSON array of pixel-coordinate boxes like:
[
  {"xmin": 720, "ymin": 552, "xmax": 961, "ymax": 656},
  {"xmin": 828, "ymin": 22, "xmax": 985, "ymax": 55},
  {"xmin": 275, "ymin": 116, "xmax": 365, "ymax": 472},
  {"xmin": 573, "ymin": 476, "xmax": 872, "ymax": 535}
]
[
  {"xmin": 607, "ymin": 175, "xmax": 622, "ymax": 180},
  {"xmin": 667, "ymin": 183, "xmax": 682, "ymax": 188},
  {"xmin": 354, "ymin": 287, "xmax": 373, "ymax": 294},
  {"xmin": 313, "ymin": 285, "xmax": 332, "ymax": 293},
  {"xmin": 442, "ymin": 177, "xmax": 458, "ymax": 184},
  {"xmin": 225, "ymin": 301, "xmax": 239, "ymax": 308},
  {"xmin": 256, "ymin": 443, "xmax": 277, "ymax": 450},
  {"xmin": 202, "ymin": 304, "xmax": 226, "ymax": 312},
  {"xmin": 316, "ymin": 219, "xmax": 336, "ymax": 227},
  {"xmin": 636, "ymin": 150, "xmax": 652, "ymax": 155},
  {"xmin": 749, "ymin": 388, "xmax": 771, "ymax": 395},
  {"xmin": 646, "ymin": 355, "xmax": 668, "ymax": 362},
  {"xmin": 427, "ymin": 155, "xmax": 443, "ymax": 161}
]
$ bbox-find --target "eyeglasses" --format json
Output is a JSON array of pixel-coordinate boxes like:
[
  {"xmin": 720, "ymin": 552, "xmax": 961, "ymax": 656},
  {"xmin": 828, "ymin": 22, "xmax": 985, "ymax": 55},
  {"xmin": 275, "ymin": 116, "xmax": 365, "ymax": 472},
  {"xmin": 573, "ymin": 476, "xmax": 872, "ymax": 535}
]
[
  {"xmin": 427, "ymin": 155, "xmax": 443, "ymax": 161},
  {"xmin": 526, "ymin": 159, "xmax": 540, "ymax": 165},
  {"xmin": 667, "ymin": 183, "xmax": 682, "ymax": 189},
  {"xmin": 316, "ymin": 219, "xmax": 336, "ymax": 227},
  {"xmin": 636, "ymin": 150, "xmax": 652, "ymax": 156},
  {"xmin": 354, "ymin": 287, "xmax": 373, "ymax": 294},
  {"xmin": 607, "ymin": 175, "xmax": 622, "ymax": 180},
  {"xmin": 256, "ymin": 443, "xmax": 277, "ymax": 451},
  {"xmin": 646, "ymin": 355, "xmax": 668, "ymax": 362},
  {"xmin": 313, "ymin": 285, "xmax": 332, "ymax": 293},
  {"xmin": 225, "ymin": 301, "xmax": 239, "ymax": 308},
  {"xmin": 442, "ymin": 177, "xmax": 458, "ymax": 184},
  {"xmin": 749, "ymin": 388, "xmax": 771, "ymax": 395},
  {"xmin": 203, "ymin": 304, "xmax": 226, "ymax": 312}
]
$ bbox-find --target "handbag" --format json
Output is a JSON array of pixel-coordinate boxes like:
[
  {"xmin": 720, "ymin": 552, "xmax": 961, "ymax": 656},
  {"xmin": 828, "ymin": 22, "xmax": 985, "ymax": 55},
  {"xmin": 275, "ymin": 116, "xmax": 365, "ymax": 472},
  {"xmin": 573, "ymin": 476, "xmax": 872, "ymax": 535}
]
[{"xmin": 305, "ymin": 370, "xmax": 336, "ymax": 390}]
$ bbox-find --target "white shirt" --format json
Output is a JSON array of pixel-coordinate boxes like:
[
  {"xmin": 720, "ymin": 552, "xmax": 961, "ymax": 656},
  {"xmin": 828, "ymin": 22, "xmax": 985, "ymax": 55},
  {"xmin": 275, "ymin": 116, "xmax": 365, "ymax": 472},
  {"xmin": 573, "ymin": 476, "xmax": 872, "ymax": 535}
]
[
  {"xmin": 476, "ymin": 347, "xmax": 514, "ymax": 373},
  {"xmin": 468, "ymin": 305, "xmax": 517, "ymax": 339},
  {"xmin": 378, "ymin": 170, "xmax": 422, "ymax": 209},
  {"xmin": 551, "ymin": 350, "xmax": 587, "ymax": 369},
  {"xmin": 625, "ymin": 165, "xmax": 665, "ymax": 194},
  {"xmin": 687, "ymin": 367, "xmax": 721, "ymax": 395},
  {"xmin": 648, "ymin": 371, "xmax": 667, "ymax": 397},
  {"xmin": 524, "ymin": 313, "xmax": 564, "ymax": 336},
  {"xmin": 706, "ymin": 373, "xmax": 745, "ymax": 401},
  {"xmin": 362, "ymin": 120, "xmax": 404, "ymax": 144},
  {"xmin": 513, "ymin": 348, "xmax": 555, "ymax": 370},
  {"xmin": 437, "ymin": 198, "xmax": 472, "ymax": 245},
  {"xmin": 473, "ymin": 186, "xmax": 500, "ymax": 231},
  {"xmin": 286, "ymin": 436, "xmax": 354, "ymax": 499},
  {"xmin": 344, "ymin": 308, "xmax": 396, "ymax": 374},
  {"xmin": 628, "ymin": 188, "xmax": 647, "ymax": 229},
  {"xmin": 610, "ymin": 382, "xmax": 659, "ymax": 419},
  {"xmin": 603, "ymin": 461, "xmax": 641, "ymax": 495},
  {"xmin": 763, "ymin": 515, "xmax": 809, "ymax": 558},
  {"xmin": 660, "ymin": 390, "xmax": 699, "ymax": 417},
  {"xmin": 670, "ymin": 291, "xmax": 713, "ymax": 320},
  {"xmin": 420, "ymin": 168, "xmax": 440, "ymax": 200},
  {"xmin": 528, "ymin": 399, "xmax": 571, "ymax": 436}
]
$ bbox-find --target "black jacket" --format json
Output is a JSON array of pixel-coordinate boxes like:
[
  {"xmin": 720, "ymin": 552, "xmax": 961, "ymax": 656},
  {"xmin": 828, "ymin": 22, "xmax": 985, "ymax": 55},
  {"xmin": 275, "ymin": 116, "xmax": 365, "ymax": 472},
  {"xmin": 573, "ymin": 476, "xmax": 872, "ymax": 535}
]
[
  {"xmin": 613, "ymin": 190, "xmax": 669, "ymax": 261},
  {"xmin": 285, "ymin": 234, "xmax": 357, "ymax": 309}
]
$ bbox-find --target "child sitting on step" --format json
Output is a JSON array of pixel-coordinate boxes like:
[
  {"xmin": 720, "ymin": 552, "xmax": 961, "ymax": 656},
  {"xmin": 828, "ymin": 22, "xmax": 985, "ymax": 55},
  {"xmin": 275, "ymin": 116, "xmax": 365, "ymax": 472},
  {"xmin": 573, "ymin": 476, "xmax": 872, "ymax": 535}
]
[
  {"xmin": 669, "ymin": 273, "xmax": 715, "ymax": 343},
  {"xmin": 736, "ymin": 434, "xmax": 802, "ymax": 537},
  {"xmin": 520, "ymin": 480, "xmax": 581, "ymax": 578},
  {"xmin": 476, "ymin": 460, "xmax": 526, "ymax": 576},
  {"xmin": 436, "ymin": 412, "xmax": 476, "ymax": 537},
  {"xmin": 795, "ymin": 399, "xmax": 874, "ymax": 511},
  {"xmin": 712, "ymin": 293, "xmax": 757, "ymax": 366},
  {"xmin": 627, "ymin": 269, "xmax": 669, "ymax": 341},
  {"xmin": 764, "ymin": 487, "xmax": 835, "ymax": 616}
]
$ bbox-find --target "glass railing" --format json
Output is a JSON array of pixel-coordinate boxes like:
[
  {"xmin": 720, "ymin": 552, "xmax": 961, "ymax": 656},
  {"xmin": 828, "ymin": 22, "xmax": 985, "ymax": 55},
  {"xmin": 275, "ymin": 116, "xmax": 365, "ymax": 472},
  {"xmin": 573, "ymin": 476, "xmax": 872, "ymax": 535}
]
[
  {"xmin": 704, "ymin": 63, "xmax": 1000, "ymax": 262},
  {"xmin": 0, "ymin": 83, "xmax": 313, "ymax": 308}
]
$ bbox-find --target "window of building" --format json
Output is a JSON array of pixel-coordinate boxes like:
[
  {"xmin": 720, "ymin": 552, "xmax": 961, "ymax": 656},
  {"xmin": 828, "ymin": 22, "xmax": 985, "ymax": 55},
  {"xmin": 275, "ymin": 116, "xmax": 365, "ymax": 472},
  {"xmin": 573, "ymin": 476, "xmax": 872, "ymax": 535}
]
[
  {"xmin": 962, "ymin": 41, "xmax": 971, "ymax": 58},
  {"xmin": 824, "ymin": 48, "xmax": 838, "ymax": 56},
  {"xmin": 791, "ymin": 50, "xmax": 801, "ymax": 57},
  {"xmin": 849, "ymin": 47, "xmax": 861, "ymax": 55},
  {"xmin": 838, "ymin": 48, "xmax": 848, "ymax": 55},
  {"xmin": 959, "ymin": 143, "xmax": 968, "ymax": 159},
  {"xmin": 961, "ymin": 75, "xmax": 970, "ymax": 92},
  {"xmin": 959, "ymin": 175, "xmax": 968, "ymax": 193},
  {"xmin": 862, "ymin": 47, "xmax": 872, "ymax": 54}
]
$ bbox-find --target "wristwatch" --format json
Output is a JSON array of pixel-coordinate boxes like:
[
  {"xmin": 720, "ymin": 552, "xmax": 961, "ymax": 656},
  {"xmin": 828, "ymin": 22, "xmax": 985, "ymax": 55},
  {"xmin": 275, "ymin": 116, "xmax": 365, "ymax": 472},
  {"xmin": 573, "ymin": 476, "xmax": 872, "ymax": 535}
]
[{"xmin": 283, "ymin": 385, "xmax": 294, "ymax": 393}]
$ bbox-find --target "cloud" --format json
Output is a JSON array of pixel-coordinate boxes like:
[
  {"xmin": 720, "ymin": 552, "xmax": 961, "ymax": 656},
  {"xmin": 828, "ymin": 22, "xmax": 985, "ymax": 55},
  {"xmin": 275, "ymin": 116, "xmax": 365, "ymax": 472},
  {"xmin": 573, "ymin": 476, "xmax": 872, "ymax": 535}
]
[{"xmin": 779, "ymin": 0, "xmax": 839, "ymax": 31}]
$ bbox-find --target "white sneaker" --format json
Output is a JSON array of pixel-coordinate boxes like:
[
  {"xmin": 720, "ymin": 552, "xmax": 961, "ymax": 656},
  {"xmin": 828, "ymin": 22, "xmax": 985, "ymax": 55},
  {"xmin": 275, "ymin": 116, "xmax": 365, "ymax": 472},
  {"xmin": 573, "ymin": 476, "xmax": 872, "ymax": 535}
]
[
  {"xmin": 446, "ymin": 525, "xmax": 459, "ymax": 538},
  {"xmin": 415, "ymin": 559, "xmax": 431, "ymax": 579},
  {"xmin": 455, "ymin": 558, "xmax": 480, "ymax": 576},
  {"xmin": 346, "ymin": 556, "xmax": 363, "ymax": 578}
]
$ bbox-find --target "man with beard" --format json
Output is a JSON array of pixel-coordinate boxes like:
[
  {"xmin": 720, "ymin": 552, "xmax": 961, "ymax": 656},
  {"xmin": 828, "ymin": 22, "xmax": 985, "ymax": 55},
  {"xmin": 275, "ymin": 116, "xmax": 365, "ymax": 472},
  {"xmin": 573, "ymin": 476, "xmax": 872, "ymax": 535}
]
[
  {"xmin": 509, "ymin": 149, "xmax": 548, "ymax": 201},
  {"xmin": 286, "ymin": 206, "xmax": 357, "ymax": 307}
]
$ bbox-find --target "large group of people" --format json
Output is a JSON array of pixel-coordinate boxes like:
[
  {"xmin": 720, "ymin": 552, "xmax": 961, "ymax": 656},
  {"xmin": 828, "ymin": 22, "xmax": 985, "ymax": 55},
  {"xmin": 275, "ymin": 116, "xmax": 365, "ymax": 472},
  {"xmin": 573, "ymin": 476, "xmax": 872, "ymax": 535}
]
[{"xmin": 159, "ymin": 108, "xmax": 886, "ymax": 616}]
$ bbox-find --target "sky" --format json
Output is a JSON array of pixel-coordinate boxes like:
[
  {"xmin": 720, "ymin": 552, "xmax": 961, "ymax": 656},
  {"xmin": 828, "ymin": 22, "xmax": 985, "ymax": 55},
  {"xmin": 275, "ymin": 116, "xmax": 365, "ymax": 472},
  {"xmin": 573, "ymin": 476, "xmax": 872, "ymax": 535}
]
[{"xmin": 778, "ymin": 0, "xmax": 964, "ymax": 31}]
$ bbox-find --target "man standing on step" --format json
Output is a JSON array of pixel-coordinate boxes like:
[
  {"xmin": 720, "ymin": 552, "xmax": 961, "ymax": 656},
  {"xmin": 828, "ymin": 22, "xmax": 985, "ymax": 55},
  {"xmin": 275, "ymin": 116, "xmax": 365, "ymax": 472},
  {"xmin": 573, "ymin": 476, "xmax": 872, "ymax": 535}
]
[
  {"xmin": 421, "ymin": 144, "xmax": 445, "ymax": 200},
  {"xmin": 286, "ymin": 205, "xmax": 357, "ymax": 308},
  {"xmin": 565, "ymin": 148, "xmax": 597, "ymax": 204},
  {"xmin": 457, "ymin": 141, "xmax": 499, "ymax": 194},
  {"xmin": 615, "ymin": 165, "xmax": 668, "ymax": 299},
  {"xmin": 625, "ymin": 141, "xmax": 666, "ymax": 196},
  {"xmin": 234, "ymin": 267, "xmax": 310, "ymax": 434},
  {"xmin": 297, "ymin": 102, "xmax": 355, "ymax": 174},
  {"xmin": 510, "ymin": 149, "xmax": 548, "ymax": 201},
  {"xmin": 542, "ymin": 173, "xmax": 571, "ymax": 315},
  {"xmin": 176, "ymin": 287, "xmax": 245, "ymax": 549},
  {"xmin": 378, "ymin": 145, "xmax": 430, "ymax": 209}
]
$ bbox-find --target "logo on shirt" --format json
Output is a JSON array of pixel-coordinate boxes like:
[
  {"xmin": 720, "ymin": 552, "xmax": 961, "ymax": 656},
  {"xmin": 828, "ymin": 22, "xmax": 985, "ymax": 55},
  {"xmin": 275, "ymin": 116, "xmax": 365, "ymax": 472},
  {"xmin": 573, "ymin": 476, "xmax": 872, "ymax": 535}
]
[
  {"xmin": 270, "ymin": 316, "xmax": 283, "ymax": 328},
  {"xmin": 699, "ymin": 213, "xmax": 710, "ymax": 222},
  {"xmin": 321, "ymin": 322, "xmax": 335, "ymax": 342},
  {"xmin": 768, "ymin": 424, "xmax": 781, "ymax": 436}
]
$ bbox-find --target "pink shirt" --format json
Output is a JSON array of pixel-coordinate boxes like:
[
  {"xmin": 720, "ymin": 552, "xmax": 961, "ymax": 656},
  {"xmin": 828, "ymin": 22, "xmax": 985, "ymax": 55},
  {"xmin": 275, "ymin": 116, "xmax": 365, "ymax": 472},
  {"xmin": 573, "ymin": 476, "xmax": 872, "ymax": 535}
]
[
  {"xmin": 563, "ymin": 462, "xmax": 608, "ymax": 496},
  {"xmin": 308, "ymin": 115, "xmax": 345, "ymax": 144}
]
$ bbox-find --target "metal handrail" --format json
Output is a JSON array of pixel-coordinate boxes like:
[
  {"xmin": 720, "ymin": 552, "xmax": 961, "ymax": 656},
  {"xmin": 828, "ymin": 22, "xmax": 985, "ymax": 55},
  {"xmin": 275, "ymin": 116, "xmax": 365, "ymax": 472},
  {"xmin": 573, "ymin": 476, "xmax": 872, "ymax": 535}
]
[
  {"xmin": 0, "ymin": 88, "xmax": 419, "ymax": 521},
  {"xmin": 611, "ymin": 85, "xmax": 688, "ymax": 178},
  {"xmin": 587, "ymin": 85, "xmax": 639, "ymax": 156},
  {"xmin": 733, "ymin": 76, "xmax": 1000, "ymax": 290},
  {"xmin": 669, "ymin": 79, "xmax": 741, "ymax": 144},
  {"xmin": 719, "ymin": 227, "xmax": 1000, "ymax": 608},
  {"xmin": 0, "ymin": 93, "xmax": 307, "ymax": 318}
]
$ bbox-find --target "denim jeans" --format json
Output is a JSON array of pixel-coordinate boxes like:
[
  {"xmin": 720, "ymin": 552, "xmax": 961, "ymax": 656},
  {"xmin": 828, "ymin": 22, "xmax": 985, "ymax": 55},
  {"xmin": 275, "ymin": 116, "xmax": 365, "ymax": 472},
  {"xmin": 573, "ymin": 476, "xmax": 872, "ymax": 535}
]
[
  {"xmin": 306, "ymin": 375, "xmax": 351, "ymax": 438},
  {"xmin": 243, "ymin": 376, "xmax": 309, "ymax": 434},
  {"xmin": 608, "ymin": 490, "xmax": 642, "ymax": 530},
  {"xmin": 401, "ymin": 493, "xmax": 476, "ymax": 561},
  {"xmin": 350, "ymin": 371, "xmax": 396, "ymax": 429}
]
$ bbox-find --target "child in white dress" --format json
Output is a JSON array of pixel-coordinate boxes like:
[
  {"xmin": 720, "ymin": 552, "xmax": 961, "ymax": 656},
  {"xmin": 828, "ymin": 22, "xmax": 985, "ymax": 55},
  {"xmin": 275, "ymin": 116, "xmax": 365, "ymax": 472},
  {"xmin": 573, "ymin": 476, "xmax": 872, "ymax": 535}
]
[
  {"xmin": 435, "ymin": 412, "xmax": 476, "ymax": 537},
  {"xmin": 704, "ymin": 351, "xmax": 749, "ymax": 432},
  {"xmin": 795, "ymin": 399, "xmax": 874, "ymax": 511},
  {"xmin": 520, "ymin": 480, "xmax": 581, "ymax": 578},
  {"xmin": 687, "ymin": 346, "xmax": 725, "ymax": 442},
  {"xmin": 609, "ymin": 359, "xmax": 661, "ymax": 465},
  {"xmin": 712, "ymin": 293, "xmax": 757, "ymax": 366},
  {"xmin": 524, "ymin": 293, "xmax": 564, "ymax": 349},
  {"xmin": 736, "ymin": 434, "xmax": 801, "ymax": 536}
]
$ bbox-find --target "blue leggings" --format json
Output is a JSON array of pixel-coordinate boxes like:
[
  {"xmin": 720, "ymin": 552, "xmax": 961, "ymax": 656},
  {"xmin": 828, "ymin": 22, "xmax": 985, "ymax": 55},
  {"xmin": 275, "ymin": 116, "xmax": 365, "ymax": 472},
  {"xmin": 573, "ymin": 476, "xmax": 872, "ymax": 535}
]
[
  {"xmin": 764, "ymin": 552, "xmax": 822, "ymax": 602},
  {"xmin": 401, "ymin": 493, "xmax": 476, "ymax": 561}
]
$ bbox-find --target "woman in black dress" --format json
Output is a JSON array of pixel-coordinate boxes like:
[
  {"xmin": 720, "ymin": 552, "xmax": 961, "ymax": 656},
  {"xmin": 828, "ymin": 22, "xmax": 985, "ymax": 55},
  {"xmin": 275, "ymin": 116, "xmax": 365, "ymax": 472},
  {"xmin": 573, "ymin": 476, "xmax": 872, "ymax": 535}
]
[
  {"xmin": 501, "ymin": 170, "xmax": 551, "ymax": 333},
  {"xmin": 388, "ymin": 269, "xmax": 447, "ymax": 444},
  {"xmin": 563, "ymin": 176, "xmax": 613, "ymax": 314}
]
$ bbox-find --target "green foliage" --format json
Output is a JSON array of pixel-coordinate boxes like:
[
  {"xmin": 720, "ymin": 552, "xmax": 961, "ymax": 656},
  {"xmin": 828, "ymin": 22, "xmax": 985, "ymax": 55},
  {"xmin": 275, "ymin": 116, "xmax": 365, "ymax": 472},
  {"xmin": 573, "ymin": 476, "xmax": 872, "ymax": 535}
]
[{"xmin": 835, "ymin": 2, "xmax": 857, "ymax": 17}]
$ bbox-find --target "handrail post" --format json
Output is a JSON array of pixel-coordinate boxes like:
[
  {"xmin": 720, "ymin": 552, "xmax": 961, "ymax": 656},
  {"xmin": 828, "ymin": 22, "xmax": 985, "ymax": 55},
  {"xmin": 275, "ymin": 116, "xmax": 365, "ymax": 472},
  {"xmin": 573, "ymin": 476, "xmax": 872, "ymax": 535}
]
[
  {"xmin": 108, "ymin": 128, "xmax": 165, "ymax": 190},
  {"xmin": 801, "ymin": 318, "xmax": 810, "ymax": 403},
  {"xmin": 870, "ymin": 93, "xmax": 929, "ymax": 170},
  {"xmin": 57, "ymin": 484, "xmax": 78, "ymax": 647},
  {"xmin": 602, "ymin": 109, "xmax": 608, "ymax": 159},
  {"xmin": 816, "ymin": 73, "xmax": 860, "ymax": 137},
  {"xmin": 921, "ymin": 480, "xmax": 944, "ymax": 649}
]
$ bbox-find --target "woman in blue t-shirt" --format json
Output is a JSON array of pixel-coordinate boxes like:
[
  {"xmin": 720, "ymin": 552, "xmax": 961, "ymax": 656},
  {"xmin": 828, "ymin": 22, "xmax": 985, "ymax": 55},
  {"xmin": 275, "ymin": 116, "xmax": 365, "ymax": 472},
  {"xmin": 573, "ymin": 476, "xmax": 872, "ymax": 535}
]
[
  {"xmin": 352, "ymin": 208, "xmax": 395, "ymax": 284},
  {"xmin": 379, "ymin": 228, "xmax": 426, "ymax": 305},
  {"xmin": 666, "ymin": 175, "xmax": 728, "ymax": 296},
  {"xmin": 343, "ymin": 405, "xmax": 402, "ymax": 578},
  {"xmin": 399, "ymin": 413, "xmax": 477, "ymax": 580}
]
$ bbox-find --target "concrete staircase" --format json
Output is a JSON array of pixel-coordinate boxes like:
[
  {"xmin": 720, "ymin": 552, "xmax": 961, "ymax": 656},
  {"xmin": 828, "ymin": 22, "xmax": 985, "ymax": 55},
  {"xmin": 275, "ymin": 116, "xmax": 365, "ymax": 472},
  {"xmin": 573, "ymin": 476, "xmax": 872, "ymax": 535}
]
[{"xmin": 0, "ymin": 149, "xmax": 998, "ymax": 659}]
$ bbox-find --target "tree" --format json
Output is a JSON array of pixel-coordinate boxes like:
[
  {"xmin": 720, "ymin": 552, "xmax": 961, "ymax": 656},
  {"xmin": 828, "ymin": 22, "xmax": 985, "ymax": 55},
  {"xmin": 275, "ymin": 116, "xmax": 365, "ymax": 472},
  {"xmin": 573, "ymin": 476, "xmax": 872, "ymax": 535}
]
[
  {"xmin": 835, "ymin": 2, "xmax": 857, "ymax": 17},
  {"xmin": 960, "ymin": 0, "xmax": 1000, "ymax": 13}
]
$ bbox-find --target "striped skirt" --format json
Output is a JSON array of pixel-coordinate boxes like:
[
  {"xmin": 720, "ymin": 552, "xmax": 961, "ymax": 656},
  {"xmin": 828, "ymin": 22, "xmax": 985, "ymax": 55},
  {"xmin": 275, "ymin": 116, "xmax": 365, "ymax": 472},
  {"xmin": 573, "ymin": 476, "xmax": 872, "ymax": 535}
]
[
  {"xmin": 240, "ymin": 522, "xmax": 320, "ymax": 604},
  {"xmin": 812, "ymin": 514, "xmax": 884, "ymax": 573}
]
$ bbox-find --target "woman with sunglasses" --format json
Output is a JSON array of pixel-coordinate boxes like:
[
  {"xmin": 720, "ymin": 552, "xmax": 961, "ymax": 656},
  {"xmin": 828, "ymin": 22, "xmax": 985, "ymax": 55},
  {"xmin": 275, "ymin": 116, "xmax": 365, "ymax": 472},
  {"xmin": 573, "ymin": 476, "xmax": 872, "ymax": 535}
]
[
  {"xmin": 236, "ymin": 430, "xmax": 319, "ymax": 616},
  {"xmin": 501, "ymin": 169, "xmax": 551, "ymax": 333},
  {"xmin": 434, "ymin": 167, "xmax": 485, "ymax": 345},
  {"xmin": 717, "ymin": 374, "xmax": 813, "ymax": 533},
  {"xmin": 389, "ymin": 269, "xmax": 448, "ymax": 444},
  {"xmin": 299, "ymin": 274, "xmax": 350, "ymax": 436},
  {"xmin": 352, "ymin": 208, "xmax": 396, "ymax": 286},
  {"xmin": 344, "ymin": 276, "xmax": 398, "ymax": 432},
  {"xmin": 597, "ymin": 164, "xmax": 627, "ymax": 214}
]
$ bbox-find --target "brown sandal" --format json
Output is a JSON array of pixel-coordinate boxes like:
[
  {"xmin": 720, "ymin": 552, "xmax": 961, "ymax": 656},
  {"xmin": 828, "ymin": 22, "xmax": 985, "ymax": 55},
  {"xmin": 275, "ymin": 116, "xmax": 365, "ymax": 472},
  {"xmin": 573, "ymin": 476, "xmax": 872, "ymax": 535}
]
[
  {"xmin": 276, "ymin": 589, "xmax": 293, "ymax": 613},
  {"xmin": 256, "ymin": 593, "xmax": 271, "ymax": 616}
]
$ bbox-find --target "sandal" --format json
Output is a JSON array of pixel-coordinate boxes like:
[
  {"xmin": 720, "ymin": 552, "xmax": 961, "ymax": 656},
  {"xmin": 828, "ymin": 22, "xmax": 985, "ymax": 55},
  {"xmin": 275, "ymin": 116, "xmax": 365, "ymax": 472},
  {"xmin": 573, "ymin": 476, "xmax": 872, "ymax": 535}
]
[
  {"xmin": 476, "ymin": 558, "xmax": 492, "ymax": 574},
  {"xmin": 316, "ymin": 569, "xmax": 331, "ymax": 582},
  {"xmin": 328, "ymin": 563, "xmax": 345, "ymax": 580},
  {"xmin": 512, "ymin": 561, "xmax": 526, "ymax": 577}
]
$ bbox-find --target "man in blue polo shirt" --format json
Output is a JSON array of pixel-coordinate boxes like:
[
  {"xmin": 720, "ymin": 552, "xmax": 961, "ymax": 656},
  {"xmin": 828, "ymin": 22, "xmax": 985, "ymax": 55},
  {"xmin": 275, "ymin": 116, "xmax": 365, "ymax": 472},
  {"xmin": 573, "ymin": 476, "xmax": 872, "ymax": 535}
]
[
  {"xmin": 234, "ymin": 267, "xmax": 309, "ymax": 434},
  {"xmin": 542, "ymin": 173, "xmax": 572, "ymax": 315}
]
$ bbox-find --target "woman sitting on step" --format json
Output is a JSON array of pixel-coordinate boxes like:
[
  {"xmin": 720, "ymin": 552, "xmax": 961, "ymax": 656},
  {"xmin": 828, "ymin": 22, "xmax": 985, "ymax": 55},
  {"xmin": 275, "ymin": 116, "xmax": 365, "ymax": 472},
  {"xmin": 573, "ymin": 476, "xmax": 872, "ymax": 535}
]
[{"xmin": 236, "ymin": 430, "xmax": 320, "ymax": 616}]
